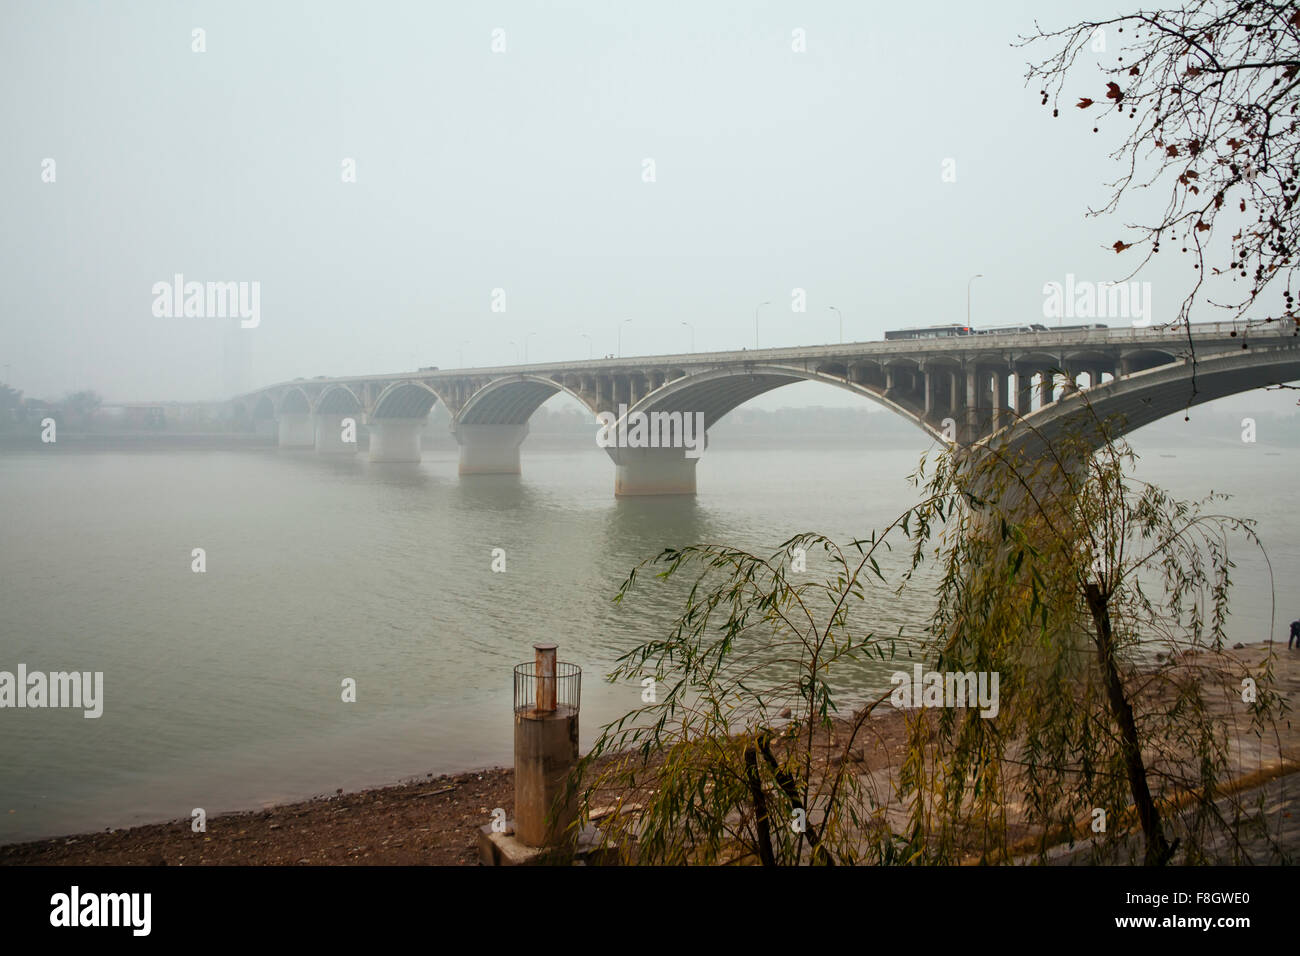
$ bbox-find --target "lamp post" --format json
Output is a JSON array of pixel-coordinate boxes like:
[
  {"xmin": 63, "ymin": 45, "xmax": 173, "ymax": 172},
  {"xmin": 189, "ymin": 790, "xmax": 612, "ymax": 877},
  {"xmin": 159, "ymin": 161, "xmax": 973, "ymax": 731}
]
[
  {"xmin": 828, "ymin": 306, "xmax": 843, "ymax": 344},
  {"xmin": 618, "ymin": 318, "xmax": 632, "ymax": 358},
  {"xmin": 967, "ymin": 274, "xmax": 984, "ymax": 329},
  {"xmin": 580, "ymin": 332, "xmax": 592, "ymax": 360},
  {"xmin": 508, "ymin": 340, "xmax": 520, "ymax": 363},
  {"xmin": 524, "ymin": 331, "xmax": 536, "ymax": 363},
  {"xmin": 754, "ymin": 300, "xmax": 771, "ymax": 349},
  {"xmin": 680, "ymin": 321, "xmax": 694, "ymax": 352}
]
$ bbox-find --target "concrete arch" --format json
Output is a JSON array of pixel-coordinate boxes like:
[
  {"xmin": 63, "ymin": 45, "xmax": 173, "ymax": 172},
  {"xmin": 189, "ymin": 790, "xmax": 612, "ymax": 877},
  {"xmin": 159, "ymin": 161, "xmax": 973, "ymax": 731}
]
[
  {"xmin": 624, "ymin": 363, "xmax": 946, "ymax": 441},
  {"xmin": 456, "ymin": 374, "xmax": 594, "ymax": 427},
  {"xmin": 1124, "ymin": 347, "xmax": 1181, "ymax": 373},
  {"xmin": 992, "ymin": 345, "xmax": 1300, "ymax": 461},
  {"xmin": 278, "ymin": 387, "xmax": 311, "ymax": 415},
  {"xmin": 372, "ymin": 381, "xmax": 439, "ymax": 419},
  {"xmin": 252, "ymin": 395, "xmax": 275, "ymax": 419},
  {"xmin": 451, "ymin": 374, "xmax": 596, "ymax": 475},
  {"xmin": 314, "ymin": 384, "xmax": 364, "ymax": 414}
]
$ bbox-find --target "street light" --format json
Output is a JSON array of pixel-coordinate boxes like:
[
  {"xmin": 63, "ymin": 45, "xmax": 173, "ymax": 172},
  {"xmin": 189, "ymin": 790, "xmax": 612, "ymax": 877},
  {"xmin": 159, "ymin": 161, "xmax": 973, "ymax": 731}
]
[
  {"xmin": 967, "ymin": 274, "xmax": 984, "ymax": 329},
  {"xmin": 618, "ymin": 318, "xmax": 632, "ymax": 358},
  {"xmin": 754, "ymin": 300, "xmax": 771, "ymax": 349},
  {"xmin": 680, "ymin": 321, "xmax": 695, "ymax": 352},
  {"xmin": 580, "ymin": 332, "xmax": 592, "ymax": 360},
  {"xmin": 828, "ymin": 306, "xmax": 843, "ymax": 344},
  {"xmin": 524, "ymin": 331, "xmax": 537, "ymax": 363},
  {"xmin": 508, "ymin": 340, "xmax": 520, "ymax": 363}
]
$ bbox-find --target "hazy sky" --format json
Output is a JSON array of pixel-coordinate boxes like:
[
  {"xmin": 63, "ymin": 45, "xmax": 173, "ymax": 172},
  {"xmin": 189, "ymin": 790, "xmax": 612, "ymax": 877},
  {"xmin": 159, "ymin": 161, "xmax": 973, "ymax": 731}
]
[{"xmin": 2, "ymin": 0, "xmax": 1295, "ymax": 416}]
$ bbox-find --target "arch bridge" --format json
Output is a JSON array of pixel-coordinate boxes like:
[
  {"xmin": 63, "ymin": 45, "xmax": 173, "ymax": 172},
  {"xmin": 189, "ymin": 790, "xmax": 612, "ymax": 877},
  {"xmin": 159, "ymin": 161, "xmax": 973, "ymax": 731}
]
[{"xmin": 229, "ymin": 321, "xmax": 1300, "ymax": 495}]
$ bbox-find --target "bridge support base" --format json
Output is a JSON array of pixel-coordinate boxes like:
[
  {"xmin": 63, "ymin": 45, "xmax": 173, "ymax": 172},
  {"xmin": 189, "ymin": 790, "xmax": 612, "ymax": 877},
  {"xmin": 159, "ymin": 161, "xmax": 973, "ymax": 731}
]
[
  {"xmin": 315, "ymin": 413, "xmax": 358, "ymax": 455},
  {"xmin": 369, "ymin": 417, "xmax": 424, "ymax": 463},
  {"xmin": 456, "ymin": 423, "xmax": 528, "ymax": 475},
  {"xmin": 612, "ymin": 447, "xmax": 699, "ymax": 496},
  {"xmin": 277, "ymin": 413, "xmax": 315, "ymax": 449}
]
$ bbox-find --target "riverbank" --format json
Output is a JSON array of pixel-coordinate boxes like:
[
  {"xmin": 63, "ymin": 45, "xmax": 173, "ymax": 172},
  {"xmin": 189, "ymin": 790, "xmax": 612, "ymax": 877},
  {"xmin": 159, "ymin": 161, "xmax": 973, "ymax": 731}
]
[{"xmin": 2, "ymin": 642, "xmax": 1295, "ymax": 866}]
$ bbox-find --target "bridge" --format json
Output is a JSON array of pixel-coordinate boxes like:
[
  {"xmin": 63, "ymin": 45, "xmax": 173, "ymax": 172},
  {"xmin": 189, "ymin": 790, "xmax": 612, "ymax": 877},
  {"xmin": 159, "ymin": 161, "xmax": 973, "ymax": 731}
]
[{"xmin": 229, "ymin": 321, "xmax": 1300, "ymax": 495}]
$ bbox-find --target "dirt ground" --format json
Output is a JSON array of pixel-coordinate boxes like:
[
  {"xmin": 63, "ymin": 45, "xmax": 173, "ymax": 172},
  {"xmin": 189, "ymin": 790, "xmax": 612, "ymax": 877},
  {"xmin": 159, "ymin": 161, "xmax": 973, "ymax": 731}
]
[{"xmin": 0, "ymin": 768, "xmax": 515, "ymax": 866}]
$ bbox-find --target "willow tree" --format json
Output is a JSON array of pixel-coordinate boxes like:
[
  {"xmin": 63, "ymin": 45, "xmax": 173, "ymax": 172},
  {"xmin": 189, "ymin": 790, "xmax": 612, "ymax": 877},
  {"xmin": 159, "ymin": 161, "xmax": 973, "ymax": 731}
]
[
  {"xmin": 573, "ymin": 413, "xmax": 1286, "ymax": 865},
  {"xmin": 898, "ymin": 415, "xmax": 1287, "ymax": 864},
  {"xmin": 571, "ymin": 521, "xmax": 933, "ymax": 866}
]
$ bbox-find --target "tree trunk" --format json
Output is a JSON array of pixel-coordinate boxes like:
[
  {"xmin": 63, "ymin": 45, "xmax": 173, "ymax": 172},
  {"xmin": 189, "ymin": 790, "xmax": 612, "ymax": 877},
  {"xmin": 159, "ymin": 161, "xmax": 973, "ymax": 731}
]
[
  {"xmin": 744, "ymin": 743, "xmax": 777, "ymax": 866},
  {"xmin": 1085, "ymin": 583, "xmax": 1172, "ymax": 865}
]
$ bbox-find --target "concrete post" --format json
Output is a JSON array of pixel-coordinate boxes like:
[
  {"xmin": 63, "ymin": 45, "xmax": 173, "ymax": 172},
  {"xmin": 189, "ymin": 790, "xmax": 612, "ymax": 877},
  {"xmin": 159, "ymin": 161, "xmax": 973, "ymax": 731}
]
[
  {"xmin": 368, "ymin": 417, "xmax": 425, "ymax": 463},
  {"xmin": 610, "ymin": 445, "xmax": 699, "ymax": 496},
  {"xmin": 965, "ymin": 365, "xmax": 980, "ymax": 442},
  {"xmin": 277, "ymin": 413, "xmax": 315, "ymax": 449},
  {"xmin": 991, "ymin": 369, "xmax": 1005, "ymax": 431},
  {"xmin": 514, "ymin": 644, "xmax": 579, "ymax": 848},
  {"xmin": 923, "ymin": 368, "xmax": 935, "ymax": 417},
  {"xmin": 1039, "ymin": 369, "xmax": 1056, "ymax": 407},
  {"xmin": 454, "ymin": 422, "xmax": 529, "ymax": 475},
  {"xmin": 1016, "ymin": 368, "xmax": 1034, "ymax": 416}
]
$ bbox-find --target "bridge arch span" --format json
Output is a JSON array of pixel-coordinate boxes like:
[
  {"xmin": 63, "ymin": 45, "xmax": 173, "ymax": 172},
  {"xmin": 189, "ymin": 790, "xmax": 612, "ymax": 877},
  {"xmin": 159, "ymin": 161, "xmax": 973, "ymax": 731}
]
[
  {"xmin": 277, "ymin": 387, "xmax": 312, "ymax": 415},
  {"xmin": 456, "ymin": 374, "xmax": 594, "ymax": 427},
  {"xmin": 371, "ymin": 380, "xmax": 440, "ymax": 419},
  {"xmin": 599, "ymin": 363, "xmax": 949, "ymax": 495},
  {"xmin": 452, "ymin": 375, "xmax": 595, "ymax": 476},
  {"xmin": 314, "ymin": 384, "xmax": 364, "ymax": 415},
  {"xmin": 993, "ymin": 345, "xmax": 1300, "ymax": 462},
  {"xmin": 624, "ymin": 363, "xmax": 946, "ymax": 441}
]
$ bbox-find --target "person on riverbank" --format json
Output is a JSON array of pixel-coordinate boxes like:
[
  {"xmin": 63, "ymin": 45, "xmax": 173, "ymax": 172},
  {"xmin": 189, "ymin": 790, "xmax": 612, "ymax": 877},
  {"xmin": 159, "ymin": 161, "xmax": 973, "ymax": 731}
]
[{"xmin": 1290, "ymin": 620, "xmax": 1300, "ymax": 649}]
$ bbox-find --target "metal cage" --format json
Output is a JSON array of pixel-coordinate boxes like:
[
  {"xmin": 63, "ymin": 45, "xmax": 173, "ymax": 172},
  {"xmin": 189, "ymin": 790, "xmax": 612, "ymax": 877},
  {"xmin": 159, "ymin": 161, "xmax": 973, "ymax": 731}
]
[{"xmin": 513, "ymin": 660, "xmax": 581, "ymax": 715}]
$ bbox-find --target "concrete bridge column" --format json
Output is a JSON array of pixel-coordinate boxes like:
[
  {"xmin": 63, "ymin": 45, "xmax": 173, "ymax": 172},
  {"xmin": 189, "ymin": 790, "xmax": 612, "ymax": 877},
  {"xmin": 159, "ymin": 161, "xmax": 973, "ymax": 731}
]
[
  {"xmin": 965, "ymin": 366, "xmax": 982, "ymax": 441},
  {"xmin": 991, "ymin": 370, "xmax": 1006, "ymax": 431},
  {"xmin": 611, "ymin": 446, "xmax": 699, "ymax": 496},
  {"xmin": 1039, "ymin": 369, "xmax": 1056, "ymax": 407},
  {"xmin": 455, "ymin": 422, "xmax": 529, "ymax": 475},
  {"xmin": 369, "ymin": 417, "xmax": 426, "ymax": 463},
  {"xmin": 315, "ymin": 413, "xmax": 358, "ymax": 455},
  {"xmin": 277, "ymin": 413, "xmax": 315, "ymax": 449},
  {"xmin": 949, "ymin": 370, "xmax": 960, "ymax": 415},
  {"xmin": 1016, "ymin": 368, "xmax": 1035, "ymax": 416},
  {"xmin": 924, "ymin": 368, "xmax": 936, "ymax": 417}
]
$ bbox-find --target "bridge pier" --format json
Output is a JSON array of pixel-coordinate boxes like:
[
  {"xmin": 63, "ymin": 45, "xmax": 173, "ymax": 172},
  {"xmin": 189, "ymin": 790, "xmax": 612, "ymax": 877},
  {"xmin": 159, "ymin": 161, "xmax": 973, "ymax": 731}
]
[
  {"xmin": 315, "ymin": 413, "xmax": 357, "ymax": 455},
  {"xmin": 455, "ymin": 423, "xmax": 528, "ymax": 475},
  {"xmin": 277, "ymin": 413, "xmax": 315, "ymax": 449},
  {"xmin": 369, "ymin": 417, "xmax": 425, "ymax": 462},
  {"xmin": 611, "ymin": 446, "xmax": 698, "ymax": 496}
]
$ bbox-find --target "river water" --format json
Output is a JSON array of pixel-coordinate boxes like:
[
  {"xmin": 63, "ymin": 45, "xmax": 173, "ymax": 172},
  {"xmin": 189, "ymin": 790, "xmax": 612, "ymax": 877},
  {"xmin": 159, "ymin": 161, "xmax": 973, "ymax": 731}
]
[{"xmin": 0, "ymin": 434, "xmax": 1294, "ymax": 843}]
